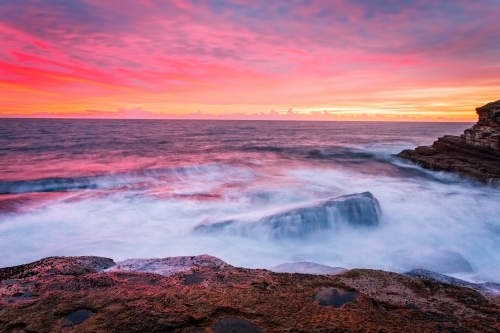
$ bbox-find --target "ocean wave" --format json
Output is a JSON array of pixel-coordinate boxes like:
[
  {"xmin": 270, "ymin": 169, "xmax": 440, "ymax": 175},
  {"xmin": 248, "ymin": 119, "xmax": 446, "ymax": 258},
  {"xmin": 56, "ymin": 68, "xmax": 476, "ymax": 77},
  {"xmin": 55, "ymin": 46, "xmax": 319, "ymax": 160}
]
[
  {"xmin": 306, "ymin": 147, "xmax": 379, "ymax": 160},
  {"xmin": 241, "ymin": 145, "xmax": 293, "ymax": 153},
  {"xmin": 0, "ymin": 163, "xmax": 247, "ymax": 194}
]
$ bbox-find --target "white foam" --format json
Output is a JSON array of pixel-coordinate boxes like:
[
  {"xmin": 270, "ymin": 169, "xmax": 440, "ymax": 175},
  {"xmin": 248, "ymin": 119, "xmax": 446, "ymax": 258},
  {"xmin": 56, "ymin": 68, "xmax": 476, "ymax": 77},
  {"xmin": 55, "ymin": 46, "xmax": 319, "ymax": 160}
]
[{"xmin": 1, "ymin": 157, "xmax": 500, "ymax": 284}]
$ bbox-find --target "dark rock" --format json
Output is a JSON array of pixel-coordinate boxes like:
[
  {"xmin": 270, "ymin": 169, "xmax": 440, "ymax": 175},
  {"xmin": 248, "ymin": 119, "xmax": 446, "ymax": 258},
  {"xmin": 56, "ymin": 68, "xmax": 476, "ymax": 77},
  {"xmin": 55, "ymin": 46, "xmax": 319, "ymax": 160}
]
[
  {"xmin": 406, "ymin": 303, "xmax": 420, "ymax": 310},
  {"xmin": 195, "ymin": 192, "xmax": 381, "ymax": 239},
  {"xmin": 212, "ymin": 317, "xmax": 263, "ymax": 333},
  {"xmin": 398, "ymin": 100, "xmax": 500, "ymax": 184},
  {"xmin": 64, "ymin": 309, "xmax": 94, "ymax": 326},
  {"xmin": 183, "ymin": 274, "xmax": 204, "ymax": 285},
  {"xmin": 464, "ymin": 100, "xmax": 500, "ymax": 150},
  {"xmin": 313, "ymin": 287, "xmax": 359, "ymax": 307},
  {"xmin": 4, "ymin": 323, "xmax": 34, "ymax": 333}
]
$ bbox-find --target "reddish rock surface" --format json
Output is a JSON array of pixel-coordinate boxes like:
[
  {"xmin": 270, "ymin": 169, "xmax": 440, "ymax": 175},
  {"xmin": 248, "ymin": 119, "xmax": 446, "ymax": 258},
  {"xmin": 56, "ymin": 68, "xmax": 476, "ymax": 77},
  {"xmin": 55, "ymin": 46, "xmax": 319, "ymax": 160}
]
[
  {"xmin": 1, "ymin": 255, "xmax": 500, "ymax": 332},
  {"xmin": 398, "ymin": 100, "xmax": 500, "ymax": 185}
]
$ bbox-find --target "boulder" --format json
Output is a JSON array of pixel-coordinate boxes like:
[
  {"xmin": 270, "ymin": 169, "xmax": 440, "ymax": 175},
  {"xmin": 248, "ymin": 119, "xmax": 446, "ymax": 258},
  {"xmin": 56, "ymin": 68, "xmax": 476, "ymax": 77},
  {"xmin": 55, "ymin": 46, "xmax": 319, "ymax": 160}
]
[{"xmin": 194, "ymin": 192, "xmax": 381, "ymax": 239}]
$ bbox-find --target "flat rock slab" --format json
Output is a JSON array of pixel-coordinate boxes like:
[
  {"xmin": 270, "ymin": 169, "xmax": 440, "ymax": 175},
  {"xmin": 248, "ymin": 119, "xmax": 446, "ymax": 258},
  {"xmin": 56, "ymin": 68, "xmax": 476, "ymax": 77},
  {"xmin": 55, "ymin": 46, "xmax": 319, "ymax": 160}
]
[{"xmin": 212, "ymin": 317, "xmax": 263, "ymax": 333}]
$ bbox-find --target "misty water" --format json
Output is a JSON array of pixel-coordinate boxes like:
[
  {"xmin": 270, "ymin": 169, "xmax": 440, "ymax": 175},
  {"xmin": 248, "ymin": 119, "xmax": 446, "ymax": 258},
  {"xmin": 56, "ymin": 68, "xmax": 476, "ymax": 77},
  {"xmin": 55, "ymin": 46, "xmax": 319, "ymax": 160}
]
[{"xmin": 1, "ymin": 119, "xmax": 499, "ymax": 283}]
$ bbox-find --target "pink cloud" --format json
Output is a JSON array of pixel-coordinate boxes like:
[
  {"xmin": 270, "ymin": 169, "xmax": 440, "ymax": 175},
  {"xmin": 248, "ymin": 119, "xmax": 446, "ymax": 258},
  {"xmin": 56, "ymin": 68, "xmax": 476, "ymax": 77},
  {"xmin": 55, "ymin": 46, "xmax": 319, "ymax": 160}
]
[{"xmin": 0, "ymin": 1, "xmax": 498, "ymax": 118}]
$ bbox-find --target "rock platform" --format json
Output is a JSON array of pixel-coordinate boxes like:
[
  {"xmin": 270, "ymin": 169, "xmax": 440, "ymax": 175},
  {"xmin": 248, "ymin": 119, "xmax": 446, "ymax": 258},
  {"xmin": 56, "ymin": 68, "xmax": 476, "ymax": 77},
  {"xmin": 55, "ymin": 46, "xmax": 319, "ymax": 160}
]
[{"xmin": 1, "ymin": 255, "xmax": 500, "ymax": 332}]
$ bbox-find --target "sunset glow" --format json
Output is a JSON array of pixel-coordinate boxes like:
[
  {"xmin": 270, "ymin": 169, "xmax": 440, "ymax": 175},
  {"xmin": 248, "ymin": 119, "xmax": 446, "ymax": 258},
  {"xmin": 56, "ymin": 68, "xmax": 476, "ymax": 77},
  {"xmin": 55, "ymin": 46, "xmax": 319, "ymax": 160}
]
[{"xmin": 1, "ymin": 0, "xmax": 499, "ymax": 121}]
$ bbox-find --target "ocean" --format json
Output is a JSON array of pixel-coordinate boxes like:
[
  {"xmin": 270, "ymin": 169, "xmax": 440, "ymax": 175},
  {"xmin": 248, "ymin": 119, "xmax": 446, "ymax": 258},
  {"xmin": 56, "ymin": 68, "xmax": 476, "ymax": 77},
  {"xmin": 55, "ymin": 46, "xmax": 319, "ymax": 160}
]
[{"xmin": 1, "ymin": 119, "xmax": 499, "ymax": 283}]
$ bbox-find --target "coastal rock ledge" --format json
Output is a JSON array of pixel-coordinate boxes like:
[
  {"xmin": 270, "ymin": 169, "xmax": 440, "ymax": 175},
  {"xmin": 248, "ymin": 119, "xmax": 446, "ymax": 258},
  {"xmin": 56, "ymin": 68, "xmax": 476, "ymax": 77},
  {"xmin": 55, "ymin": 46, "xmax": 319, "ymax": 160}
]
[
  {"xmin": 1, "ymin": 255, "xmax": 500, "ymax": 332},
  {"xmin": 398, "ymin": 100, "xmax": 500, "ymax": 185}
]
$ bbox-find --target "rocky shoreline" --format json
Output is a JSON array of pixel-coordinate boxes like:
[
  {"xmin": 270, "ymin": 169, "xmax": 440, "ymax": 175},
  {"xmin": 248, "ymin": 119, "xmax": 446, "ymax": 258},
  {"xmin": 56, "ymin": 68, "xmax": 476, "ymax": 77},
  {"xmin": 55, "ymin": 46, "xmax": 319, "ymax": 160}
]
[
  {"xmin": 1, "ymin": 255, "xmax": 500, "ymax": 332},
  {"xmin": 398, "ymin": 100, "xmax": 500, "ymax": 185}
]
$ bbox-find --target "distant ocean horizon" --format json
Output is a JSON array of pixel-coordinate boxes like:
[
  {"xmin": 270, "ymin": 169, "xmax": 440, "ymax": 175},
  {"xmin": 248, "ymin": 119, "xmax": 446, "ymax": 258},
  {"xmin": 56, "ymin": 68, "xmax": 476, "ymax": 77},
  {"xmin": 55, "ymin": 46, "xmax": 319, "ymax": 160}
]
[
  {"xmin": 0, "ymin": 111, "xmax": 476, "ymax": 122},
  {"xmin": 1, "ymin": 119, "xmax": 498, "ymax": 284}
]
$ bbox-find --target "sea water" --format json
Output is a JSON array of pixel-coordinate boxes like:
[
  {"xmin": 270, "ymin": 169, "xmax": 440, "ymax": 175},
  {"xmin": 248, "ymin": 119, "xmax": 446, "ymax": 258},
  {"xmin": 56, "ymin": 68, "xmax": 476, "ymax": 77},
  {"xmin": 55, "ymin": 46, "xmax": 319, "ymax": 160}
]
[{"xmin": 1, "ymin": 119, "xmax": 499, "ymax": 283}]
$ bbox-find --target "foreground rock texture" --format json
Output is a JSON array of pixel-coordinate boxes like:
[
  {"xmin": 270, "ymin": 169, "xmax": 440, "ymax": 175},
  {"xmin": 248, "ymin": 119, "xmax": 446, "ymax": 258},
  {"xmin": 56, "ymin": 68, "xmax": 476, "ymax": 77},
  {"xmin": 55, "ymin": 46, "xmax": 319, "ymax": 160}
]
[
  {"xmin": 398, "ymin": 100, "xmax": 500, "ymax": 184},
  {"xmin": 1, "ymin": 256, "xmax": 500, "ymax": 332}
]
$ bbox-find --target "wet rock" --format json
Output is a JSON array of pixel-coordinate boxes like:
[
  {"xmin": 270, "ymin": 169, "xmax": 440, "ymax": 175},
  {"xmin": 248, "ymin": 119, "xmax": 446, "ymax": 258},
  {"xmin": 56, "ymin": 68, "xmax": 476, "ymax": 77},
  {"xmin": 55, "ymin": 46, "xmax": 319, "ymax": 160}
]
[
  {"xmin": 313, "ymin": 287, "xmax": 359, "ymax": 307},
  {"xmin": 195, "ymin": 192, "xmax": 381, "ymax": 239},
  {"xmin": 212, "ymin": 318, "xmax": 263, "ymax": 333},
  {"xmin": 391, "ymin": 250, "xmax": 473, "ymax": 274},
  {"xmin": 399, "ymin": 100, "xmax": 500, "ymax": 184},
  {"xmin": 404, "ymin": 269, "xmax": 500, "ymax": 296},
  {"xmin": 64, "ymin": 309, "xmax": 94, "ymax": 326},
  {"xmin": 482, "ymin": 282, "xmax": 500, "ymax": 295},
  {"xmin": 269, "ymin": 262, "xmax": 346, "ymax": 275}
]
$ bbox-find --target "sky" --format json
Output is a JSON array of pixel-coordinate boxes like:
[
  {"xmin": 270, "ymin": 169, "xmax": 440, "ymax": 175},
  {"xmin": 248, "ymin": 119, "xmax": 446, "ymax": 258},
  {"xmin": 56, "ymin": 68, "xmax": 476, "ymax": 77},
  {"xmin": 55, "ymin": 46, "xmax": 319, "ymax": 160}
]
[{"xmin": 0, "ymin": 0, "xmax": 499, "ymax": 121}]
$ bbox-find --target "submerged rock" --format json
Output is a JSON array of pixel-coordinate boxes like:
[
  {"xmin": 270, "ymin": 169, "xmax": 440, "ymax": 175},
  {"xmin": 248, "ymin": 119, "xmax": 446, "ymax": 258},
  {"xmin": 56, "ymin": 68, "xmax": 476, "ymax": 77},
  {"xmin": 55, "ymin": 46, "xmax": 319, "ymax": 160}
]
[
  {"xmin": 404, "ymin": 269, "xmax": 500, "ymax": 296},
  {"xmin": 398, "ymin": 100, "xmax": 500, "ymax": 185},
  {"xmin": 391, "ymin": 250, "xmax": 473, "ymax": 274},
  {"xmin": 194, "ymin": 192, "xmax": 381, "ymax": 239}
]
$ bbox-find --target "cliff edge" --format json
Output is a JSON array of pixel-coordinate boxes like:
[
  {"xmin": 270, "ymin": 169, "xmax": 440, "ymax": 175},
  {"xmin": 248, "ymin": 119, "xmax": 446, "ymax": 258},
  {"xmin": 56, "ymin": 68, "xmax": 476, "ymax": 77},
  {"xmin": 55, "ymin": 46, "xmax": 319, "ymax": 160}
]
[{"xmin": 398, "ymin": 100, "xmax": 500, "ymax": 185}]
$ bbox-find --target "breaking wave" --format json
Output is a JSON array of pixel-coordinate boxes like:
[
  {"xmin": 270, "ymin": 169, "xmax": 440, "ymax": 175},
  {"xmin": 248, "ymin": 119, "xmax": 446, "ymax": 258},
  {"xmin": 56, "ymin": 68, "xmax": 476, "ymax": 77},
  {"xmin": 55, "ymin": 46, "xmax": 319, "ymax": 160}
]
[{"xmin": 0, "ymin": 163, "xmax": 251, "ymax": 194}]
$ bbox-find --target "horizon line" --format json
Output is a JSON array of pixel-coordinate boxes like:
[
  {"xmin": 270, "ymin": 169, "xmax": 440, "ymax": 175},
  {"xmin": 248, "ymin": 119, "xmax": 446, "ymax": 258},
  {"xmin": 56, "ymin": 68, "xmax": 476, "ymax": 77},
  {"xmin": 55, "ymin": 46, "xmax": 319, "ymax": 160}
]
[{"xmin": 0, "ymin": 115, "xmax": 474, "ymax": 123}]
